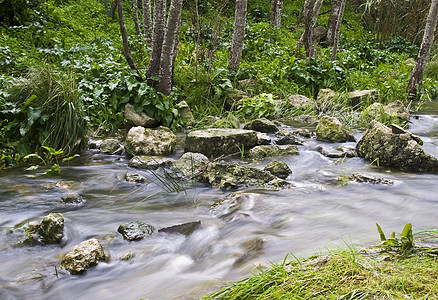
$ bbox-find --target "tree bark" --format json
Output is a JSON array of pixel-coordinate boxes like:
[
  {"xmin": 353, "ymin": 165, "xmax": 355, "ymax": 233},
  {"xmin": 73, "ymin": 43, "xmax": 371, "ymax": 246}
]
[
  {"xmin": 296, "ymin": 0, "xmax": 323, "ymax": 49},
  {"xmin": 327, "ymin": 0, "xmax": 341, "ymax": 46},
  {"xmin": 146, "ymin": 0, "xmax": 166, "ymax": 78},
  {"xmin": 407, "ymin": 0, "xmax": 438, "ymax": 98},
  {"xmin": 228, "ymin": 0, "xmax": 248, "ymax": 71},
  {"xmin": 117, "ymin": 0, "xmax": 140, "ymax": 74},
  {"xmin": 270, "ymin": 0, "xmax": 284, "ymax": 29},
  {"xmin": 330, "ymin": 0, "xmax": 346, "ymax": 61},
  {"xmin": 157, "ymin": 0, "xmax": 183, "ymax": 96},
  {"xmin": 133, "ymin": 0, "xmax": 142, "ymax": 37},
  {"xmin": 303, "ymin": 0, "xmax": 317, "ymax": 59},
  {"xmin": 142, "ymin": 0, "xmax": 152, "ymax": 43}
]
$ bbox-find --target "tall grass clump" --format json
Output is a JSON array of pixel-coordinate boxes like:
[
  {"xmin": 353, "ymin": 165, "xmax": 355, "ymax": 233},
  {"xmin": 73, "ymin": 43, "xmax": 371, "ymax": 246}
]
[{"xmin": 2, "ymin": 63, "xmax": 88, "ymax": 158}]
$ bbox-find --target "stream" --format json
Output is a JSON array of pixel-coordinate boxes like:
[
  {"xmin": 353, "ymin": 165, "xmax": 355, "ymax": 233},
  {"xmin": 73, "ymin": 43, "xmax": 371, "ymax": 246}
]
[{"xmin": 1, "ymin": 103, "xmax": 438, "ymax": 300}]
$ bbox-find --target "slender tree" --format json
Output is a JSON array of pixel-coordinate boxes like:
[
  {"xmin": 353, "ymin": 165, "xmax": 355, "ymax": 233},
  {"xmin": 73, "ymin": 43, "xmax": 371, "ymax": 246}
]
[
  {"xmin": 142, "ymin": 0, "xmax": 152, "ymax": 43},
  {"xmin": 228, "ymin": 0, "xmax": 248, "ymax": 71},
  {"xmin": 407, "ymin": 0, "xmax": 438, "ymax": 98},
  {"xmin": 303, "ymin": 0, "xmax": 317, "ymax": 59},
  {"xmin": 133, "ymin": 0, "xmax": 142, "ymax": 37},
  {"xmin": 296, "ymin": 0, "xmax": 323, "ymax": 50},
  {"xmin": 270, "ymin": 0, "xmax": 284, "ymax": 29},
  {"xmin": 327, "ymin": 0, "xmax": 342, "ymax": 46},
  {"xmin": 146, "ymin": 0, "xmax": 166, "ymax": 78},
  {"xmin": 330, "ymin": 0, "xmax": 346, "ymax": 61}
]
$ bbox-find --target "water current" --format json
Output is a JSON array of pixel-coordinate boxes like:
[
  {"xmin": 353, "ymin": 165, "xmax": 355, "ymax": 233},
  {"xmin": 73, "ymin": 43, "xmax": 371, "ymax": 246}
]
[{"xmin": 1, "ymin": 102, "xmax": 437, "ymax": 300}]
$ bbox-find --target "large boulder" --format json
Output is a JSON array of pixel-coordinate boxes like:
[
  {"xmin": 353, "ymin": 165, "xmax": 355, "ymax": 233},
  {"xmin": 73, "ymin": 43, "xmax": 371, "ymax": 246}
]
[
  {"xmin": 356, "ymin": 121, "xmax": 438, "ymax": 173},
  {"xmin": 124, "ymin": 103, "xmax": 159, "ymax": 128},
  {"xmin": 244, "ymin": 118, "xmax": 278, "ymax": 133},
  {"xmin": 125, "ymin": 126, "xmax": 176, "ymax": 156},
  {"xmin": 200, "ymin": 162, "xmax": 288, "ymax": 189},
  {"xmin": 247, "ymin": 145, "xmax": 299, "ymax": 160},
  {"xmin": 171, "ymin": 152, "xmax": 209, "ymax": 177},
  {"xmin": 185, "ymin": 128, "xmax": 258, "ymax": 158},
  {"xmin": 100, "ymin": 138, "xmax": 123, "ymax": 155},
  {"xmin": 264, "ymin": 161, "xmax": 292, "ymax": 179},
  {"xmin": 60, "ymin": 239, "xmax": 106, "ymax": 274},
  {"xmin": 118, "ymin": 221, "xmax": 155, "ymax": 241},
  {"xmin": 316, "ymin": 115, "xmax": 355, "ymax": 143},
  {"xmin": 288, "ymin": 94, "xmax": 313, "ymax": 109},
  {"xmin": 39, "ymin": 213, "xmax": 64, "ymax": 244}
]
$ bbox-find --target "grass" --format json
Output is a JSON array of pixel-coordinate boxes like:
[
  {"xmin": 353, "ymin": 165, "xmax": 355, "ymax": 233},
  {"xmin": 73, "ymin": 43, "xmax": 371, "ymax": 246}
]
[{"xmin": 203, "ymin": 244, "xmax": 438, "ymax": 299}]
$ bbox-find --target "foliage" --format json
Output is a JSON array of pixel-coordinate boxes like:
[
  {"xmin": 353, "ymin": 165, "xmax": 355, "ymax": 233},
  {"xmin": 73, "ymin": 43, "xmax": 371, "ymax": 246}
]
[
  {"xmin": 237, "ymin": 93, "xmax": 282, "ymax": 120},
  {"xmin": 376, "ymin": 223, "xmax": 416, "ymax": 257}
]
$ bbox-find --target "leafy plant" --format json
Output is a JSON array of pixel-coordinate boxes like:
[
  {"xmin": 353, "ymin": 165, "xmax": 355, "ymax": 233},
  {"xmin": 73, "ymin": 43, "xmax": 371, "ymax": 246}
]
[
  {"xmin": 237, "ymin": 93, "xmax": 282, "ymax": 119},
  {"xmin": 376, "ymin": 223, "xmax": 415, "ymax": 257}
]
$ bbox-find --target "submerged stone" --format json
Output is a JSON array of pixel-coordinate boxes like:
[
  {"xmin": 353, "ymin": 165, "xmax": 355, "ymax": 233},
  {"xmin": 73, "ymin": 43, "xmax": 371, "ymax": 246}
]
[
  {"xmin": 100, "ymin": 138, "xmax": 123, "ymax": 155},
  {"xmin": 60, "ymin": 239, "xmax": 106, "ymax": 274},
  {"xmin": 348, "ymin": 173, "xmax": 394, "ymax": 185},
  {"xmin": 275, "ymin": 129, "xmax": 303, "ymax": 145},
  {"xmin": 118, "ymin": 221, "xmax": 155, "ymax": 241},
  {"xmin": 158, "ymin": 221, "xmax": 201, "ymax": 236},
  {"xmin": 264, "ymin": 161, "xmax": 292, "ymax": 179},
  {"xmin": 125, "ymin": 172, "xmax": 147, "ymax": 183},
  {"xmin": 316, "ymin": 115, "xmax": 355, "ymax": 143},
  {"xmin": 356, "ymin": 121, "xmax": 438, "ymax": 173},
  {"xmin": 61, "ymin": 194, "xmax": 86, "ymax": 205},
  {"xmin": 125, "ymin": 126, "xmax": 176, "ymax": 156},
  {"xmin": 39, "ymin": 213, "xmax": 64, "ymax": 244},
  {"xmin": 185, "ymin": 128, "xmax": 258, "ymax": 158},
  {"xmin": 244, "ymin": 118, "xmax": 278, "ymax": 133},
  {"xmin": 247, "ymin": 145, "xmax": 299, "ymax": 160},
  {"xmin": 128, "ymin": 155, "xmax": 171, "ymax": 170},
  {"xmin": 171, "ymin": 152, "xmax": 209, "ymax": 177}
]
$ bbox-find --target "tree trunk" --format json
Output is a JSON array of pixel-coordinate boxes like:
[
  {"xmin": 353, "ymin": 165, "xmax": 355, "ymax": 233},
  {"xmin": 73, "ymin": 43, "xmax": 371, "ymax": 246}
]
[
  {"xmin": 303, "ymin": 0, "xmax": 316, "ymax": 59},
  {"xmin": 296, "ymin": 0, "xmax": 323, "ymax": 49},
  {"xmin": 146, "ymin": 0, "xmax": 166, "ymax": 78},
  {"xmin": 327, "ymin": 0, "xmax": 341, "ymax": 46},
  {"xmin": 228, "ymin": 0, "xmax": 248, "ymax": 71},
  {"xmin": 133, "ymin": 0, "xmax": 142, "ymax": 37},
  {"xmin": 407, "ymin": 0, "xmax": 438, "ymax": 98},
  {"xmin": 330, "ymin": 0, "xmax": 346, "ymax": 61},
  {"xmin": 157, "ymin": 0, "xmax": 183, "ymax": 96},
  {"xmin": 142, "ymin": 0, "xmax": 152, "ymax": 43},
  {"xmin": 117, "ymin": 0, "xmax": 140, "ymax": 75},
  {"xmin": 270, "ymin": 0, "xmax": 284, "ymax": 29}
]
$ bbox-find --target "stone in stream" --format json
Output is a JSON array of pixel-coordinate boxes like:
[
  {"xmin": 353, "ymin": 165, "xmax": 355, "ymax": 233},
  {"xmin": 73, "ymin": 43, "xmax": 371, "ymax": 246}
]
[
  {"xmin": 124, "ymin": 103, "xmax": 159, "ymax": 128},
  {"xmin": 263, "ymin": 161, "xmax": 292, "ymax": 179},
  {"xmin": 348, "ymin": 89, "xmax": 378, "ymax": 107},
  {"xmin": 293, "ymin": 128, "xmax": 313, "ymax": 138},
  {"xmin": 316, "ymin": 145, "xmax": 357, "ymax": 158},
  {"xmin": 61, "ymin": 194, "xmax": 86, "ymax": 205},
  {"xmin": 275, "ymin": 129, "xmax": 303, "ymax": 145},
  {"xmin": 288, "ymin": 94, "xmax": 313, "ymax": 109},
  {"xmin": 257, "ymin": 132, "xmax": 271, "ymax": 145},
  {"xmin": 125, "ymin": 126, "xmax": 176, "ymax": 156},
  {"xmin": 246, "ymin": 145, "xmax": 299, "ymax": 160},
  {"xmin": 171, "ymin": 152, "xmax": 209, "ymax": 177},
  {"xmin": 38, "ymin": 213, "xmax": 64, "ymax": 244},
  {"xmin": 128, "ymin": 155, "xmax": 172, "ymax": 170},
  {"xmin": 244, "ymin": 118, "xmax": 278, "ymax": 133},
  {"xmin": 316, "ymin": 115, "xmax": 355, "ymax": 143},
  {"xmin": 125, "ymin": 172, "xmax": 147, "ymax": 183},
  {"xmin": 184, "ymin": 128, "xmax": 258, "ymax": 158},
  {"xmin": 356, "ymin": 121, "xmax": 438, "ymax": 173},
  {"xmin": 117, "ymin": 221, "xmax": 155, "ymax": 241},
  {"xmin": 60, "ymin": 239, "xmax": 107, "ymax": 274},
  {"xmin": 200, "ymin": 162, "xmax": 289, "ymax": 189},
  {"xmin": 348, "ymin": 173, "xmax": 394, "ymax": 185},
  {"xmin": 361, "ymin": 101, "xmax": 410, "ymax": 124},
  {"xmin": 158, "ymin": 221, "xmax": 201, "ymax": 236},
  {"xmin": 100, "ymin": 138, "xmax": 123, "ymax": 155}
]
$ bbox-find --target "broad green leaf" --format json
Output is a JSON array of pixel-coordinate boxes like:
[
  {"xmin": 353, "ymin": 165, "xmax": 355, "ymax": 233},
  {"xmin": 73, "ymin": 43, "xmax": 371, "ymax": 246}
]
[
  {"xmin": 401, "ymin": 223, "xmax": 412, "ymax": 239},
  {"xmin": 376, "ymin": 223, "xmax": 386, "ymax": 241}
]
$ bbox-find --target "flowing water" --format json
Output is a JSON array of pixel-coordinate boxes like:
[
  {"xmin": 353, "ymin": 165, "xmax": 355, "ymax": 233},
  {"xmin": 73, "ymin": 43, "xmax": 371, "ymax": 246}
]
[{"xmin": 1, "ymin": 103, "xmax": 438, "ymax": 300}]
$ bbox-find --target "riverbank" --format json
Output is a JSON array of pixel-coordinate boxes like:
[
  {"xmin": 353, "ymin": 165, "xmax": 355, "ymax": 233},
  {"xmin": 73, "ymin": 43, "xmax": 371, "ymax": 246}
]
[{"xmin": 203, "ymin": 234, "xmax": 438, "ymax": 299}]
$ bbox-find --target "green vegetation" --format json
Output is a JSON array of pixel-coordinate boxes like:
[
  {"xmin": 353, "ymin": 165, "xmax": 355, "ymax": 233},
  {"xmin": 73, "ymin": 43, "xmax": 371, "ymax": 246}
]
[
  {"xmin": 203, "ymin": 226, "xmax": 438, "ymax": 299},
  {"xmin": 1, "ymin": 0, "xmax": 438, "ymax": 169}
]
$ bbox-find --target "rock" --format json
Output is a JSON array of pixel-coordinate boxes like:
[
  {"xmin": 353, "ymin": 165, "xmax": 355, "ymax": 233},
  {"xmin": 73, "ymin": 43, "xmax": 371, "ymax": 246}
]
[
  {"xmin": 175, "ymin": 101, "xmax": 195, "ymax": 125},
  {"xmin": 39, "ymin": 213, "xmax": 64, "ymax": 244},
  {"xmin": 100, "ymin": 138, "xmax": 123, "ymax": 155},
  {"xmin": 55, "ymin": 180, "xmax": 80, "ymax": 190},
  {"xmin": 257, "ymin": 132, "xmax": 271, "ymax": 145},
  {"xmin": 264, "ymin": 161, "xmax": 292, "ymax": 179},
  {"xmin": 124, "ymin": 103, "xmax": 159, "ymax": 128},
  {"xmin": 356, "ymin": 121, "xmax": 438, "ymax": 173},
  {"xmin": 128, "ymin": 155, "xmax": 171, "ymax": 170},
  {"xmin": 275, "ymin": 129, "xmax": 303, "ymax": 145},
  {"xmin": 210, "ymin": 192, "xmax": 255, "ymax": 218},
  {"xmin": 235, "ymin": 237, "xmax": 266, "ymax": 265},
  {"xmin": 224, "ymin": 88, "xmax": 249, "ymax": 110},
  {"xmin": 125, "ymin": 126, "xmax": 176, "ymax": 156},
  {"xmin": 200, "ymin": 163, "xmax": 288, "ymax": 189},
  {"xmin": 361, "ymin": 101, "xmax": 410, "ymax": 124},
  {"xmin": 185, "ymin": 128, "xmax": 258, "ymax": 158},
  {"xmin": 117, "ymin": 221, "xmax": 155, "ymax": 241},
  {"xmin": 10, "ymin": 223, "xmax": 41, "ymax": 246},
  {"xmin": 125, "ymin": 172, "xmax": 147, "ymax": 183},
  {"xmin": 313, "ymin": 26, "xmax": 326, "ymax": 43},
  {"xmin": 348, "ymin": 173, "xmax": 394, "ymax": 185},
  {"xmin": 293, "ymin": 128, "xmax": 313, "ymax": 138},
  {"xmin": 60, "ymin": 239, "xmax": 106, "ymax": 274},
  {"xmin": 288, "ymin": 94, "xmax": 313, "ymax": 109},
  {"xmin": 244, "ymin": 118, "xmax": 278, "ymax": 133},
  {"xmin": 348, "ymin": 89, "xmax": 378, "ymax": 107},
  {"xmin": 316, "ymin": 115, "xmax": 355, "ymax": 143},
  {"xmin": 158, "ymin": 221, "xmax": 201, "ymax": 236},
  {"xmin": 171, "ymin": 152, "xmax": 209, "ymax": 177},
  {"xmin": 316, "ymin": 145, "xmax": 356, "ymax": 158},
  {"xmin": 316, "ymin": 89, "xmax": 336, "ymax": 106},
  {"xmin": 88, "ymin": 139, "xmax": 102, "ymax": 149},
  {"xmin": 247, "ymin": 145, "xmax": 299, "ymax": 160},
  {"xmin": 61, "ymin": 194, "xmax": 86, "ymax": 205},
  {"xmin": 391, "ymin": 124, "xmax": 423, "ymax": 145}
]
